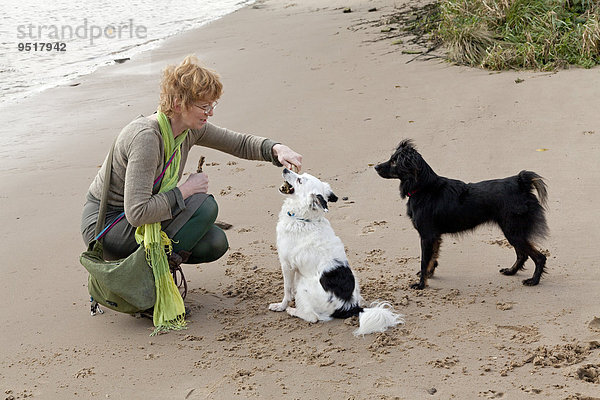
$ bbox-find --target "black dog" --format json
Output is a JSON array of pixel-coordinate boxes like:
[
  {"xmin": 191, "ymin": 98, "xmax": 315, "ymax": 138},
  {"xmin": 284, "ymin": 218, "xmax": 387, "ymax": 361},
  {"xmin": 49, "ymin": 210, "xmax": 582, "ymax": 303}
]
[{"xmin": 375, "ymin": 139, "xmax": 549, "ymax": 290}]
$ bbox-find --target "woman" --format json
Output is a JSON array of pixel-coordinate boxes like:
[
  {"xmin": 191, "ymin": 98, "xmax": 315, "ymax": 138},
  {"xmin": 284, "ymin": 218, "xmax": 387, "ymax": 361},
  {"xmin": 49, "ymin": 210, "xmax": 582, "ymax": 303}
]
[{"xmin": 81, "ymin": 55, "xmax": 302, "ymax": 331}]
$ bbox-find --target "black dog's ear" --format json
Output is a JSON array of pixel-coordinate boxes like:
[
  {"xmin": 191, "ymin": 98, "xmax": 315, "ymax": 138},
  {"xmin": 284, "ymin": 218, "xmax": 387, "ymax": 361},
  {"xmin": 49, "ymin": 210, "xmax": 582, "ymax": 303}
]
[
  {"xmin": 314, "ymin": 194, "xmax": 329, "ymax": 211},
  {"xmin": 327, "ymin": 192, "xmax": 338, "ymax": 202},
  {"xmin": 398, "ymin": 138, "xmax": 416, "ymax": 151}
]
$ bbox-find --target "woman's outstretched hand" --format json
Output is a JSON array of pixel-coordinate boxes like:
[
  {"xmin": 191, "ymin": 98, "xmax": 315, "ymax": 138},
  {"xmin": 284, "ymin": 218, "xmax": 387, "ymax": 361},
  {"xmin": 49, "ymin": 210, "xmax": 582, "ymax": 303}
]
[{"xmin": 272, "ymin": 144, "xmax": 303, "ymax": 172}]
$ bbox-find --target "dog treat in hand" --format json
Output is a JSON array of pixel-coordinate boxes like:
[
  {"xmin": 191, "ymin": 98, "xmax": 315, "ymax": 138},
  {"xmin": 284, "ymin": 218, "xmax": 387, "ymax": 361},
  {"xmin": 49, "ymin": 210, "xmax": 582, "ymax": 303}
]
[
  {"xmin": 197, "ymin": 156, "xmax": 205, "ymax": 173},
  {"xmin": 280, "ymin": 181, "xmax": 294, "ymax": 194}
]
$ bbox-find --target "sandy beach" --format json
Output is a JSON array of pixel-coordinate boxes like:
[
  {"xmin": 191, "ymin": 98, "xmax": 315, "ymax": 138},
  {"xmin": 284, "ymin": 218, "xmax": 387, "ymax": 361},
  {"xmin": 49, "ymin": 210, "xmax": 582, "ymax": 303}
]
[{"xmin": 1, "ymin": 0, "xmax": 599, "ymax": 398}]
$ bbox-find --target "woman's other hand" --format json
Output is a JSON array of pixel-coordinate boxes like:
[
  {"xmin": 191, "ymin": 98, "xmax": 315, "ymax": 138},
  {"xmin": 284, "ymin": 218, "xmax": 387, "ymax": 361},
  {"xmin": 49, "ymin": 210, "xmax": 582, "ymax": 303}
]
[
  {"xmin": 179, "ymin": 172, "xmax": 209, "ymax": 199},
  {"xmin": 272, "ymin": 144, "xmax": 303, "ymax": 172}
]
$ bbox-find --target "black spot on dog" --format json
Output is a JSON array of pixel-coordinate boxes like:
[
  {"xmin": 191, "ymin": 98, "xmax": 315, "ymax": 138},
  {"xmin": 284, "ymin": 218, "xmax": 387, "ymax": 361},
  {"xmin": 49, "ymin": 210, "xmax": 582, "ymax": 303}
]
[
  {"xmin": 319, "ymin": 260, "xmax": 355, "ymax": 302},
  {"xmin": 315, "ymin": 194, "xmax": 328, "ymax": 210},
  {"xmin": 331, "ymin": 304, "xmax": 363, "ymax": 319}
]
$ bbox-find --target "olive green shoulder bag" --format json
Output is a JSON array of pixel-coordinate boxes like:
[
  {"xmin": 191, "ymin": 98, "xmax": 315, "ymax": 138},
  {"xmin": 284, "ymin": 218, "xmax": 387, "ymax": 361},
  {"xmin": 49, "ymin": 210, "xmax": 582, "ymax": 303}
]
[{"xmin": 79, "ymin": 141, "xmax": 156, "ymax": 315}]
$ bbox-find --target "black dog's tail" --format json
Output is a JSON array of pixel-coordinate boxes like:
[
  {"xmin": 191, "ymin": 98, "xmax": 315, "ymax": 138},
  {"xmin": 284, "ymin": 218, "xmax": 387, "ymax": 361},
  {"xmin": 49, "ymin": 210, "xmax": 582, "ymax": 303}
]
[{"xmin": 518, "ymin": 170, "xmax": 548, "ymax": 209}]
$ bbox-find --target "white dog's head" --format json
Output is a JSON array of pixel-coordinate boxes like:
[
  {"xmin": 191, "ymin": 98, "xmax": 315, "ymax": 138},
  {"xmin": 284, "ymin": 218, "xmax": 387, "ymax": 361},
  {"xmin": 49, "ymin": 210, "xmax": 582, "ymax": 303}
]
[{"xmin": 279, "ymin": 168, "xmax": 338, "ymax": 217}]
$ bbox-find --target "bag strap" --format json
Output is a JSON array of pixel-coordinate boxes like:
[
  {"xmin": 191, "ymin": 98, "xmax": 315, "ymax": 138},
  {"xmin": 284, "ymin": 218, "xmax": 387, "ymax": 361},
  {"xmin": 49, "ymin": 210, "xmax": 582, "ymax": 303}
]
[
  {"xmin": 93, "ymin": 139, "xmax": 179, "ymax": 241},
  {"xmin": 94, "ymin": 139, "xmax": 117, "ymax": 240}
]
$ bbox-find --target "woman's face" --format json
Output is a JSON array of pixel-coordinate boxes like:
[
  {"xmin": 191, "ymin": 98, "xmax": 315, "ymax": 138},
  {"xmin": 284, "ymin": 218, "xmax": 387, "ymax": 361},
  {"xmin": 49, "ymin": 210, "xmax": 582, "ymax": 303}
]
[{"xmin": 179, "ymin": 100, "xmax": 217, "ymax": 130}]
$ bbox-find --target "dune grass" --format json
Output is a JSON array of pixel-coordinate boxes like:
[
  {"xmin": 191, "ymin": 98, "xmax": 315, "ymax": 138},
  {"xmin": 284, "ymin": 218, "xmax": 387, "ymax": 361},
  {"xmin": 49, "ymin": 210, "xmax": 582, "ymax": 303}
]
[{"xmin": 410, "ymin": 0, "xmax": 600, "ymax": 69}]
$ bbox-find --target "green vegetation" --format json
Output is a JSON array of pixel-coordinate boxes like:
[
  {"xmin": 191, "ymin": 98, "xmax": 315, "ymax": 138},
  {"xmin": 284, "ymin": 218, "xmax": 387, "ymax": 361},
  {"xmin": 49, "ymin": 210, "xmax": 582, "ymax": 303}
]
[{"xmin": 405, "ymin": 0, "xmax": 600, "ymax": 70}]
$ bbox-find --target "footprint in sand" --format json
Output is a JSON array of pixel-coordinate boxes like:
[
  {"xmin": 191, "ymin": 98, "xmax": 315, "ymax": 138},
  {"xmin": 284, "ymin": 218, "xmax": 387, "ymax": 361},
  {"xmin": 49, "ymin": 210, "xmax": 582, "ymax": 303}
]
[
  {"xmin": 74, "ymin": 367, "xmax": 95, "ymax": 378},
  {"xmin": 479, "ymin": 390, "xmax": 504, "ymax": 398},
  {"xmin": 588, "ymin": 316, "xmax": 600, "ymax": 332},
  {"xmin": 220, "ymin": 186, "xmax": 233, "ymax": 196},
  {"xmin": 575, "ymin": 364, "xmax": 600, "ymax": 383},
  {"xmin": 364, "ymin": 248, "xmax": 386, "ymax": 264},
  {"xmin": 485, "ymin": 239, "xmax": 511, "ymax": 248},
  {"xmin": 361, "ymin": 220, "xmax": 388, "ymax": 235}
]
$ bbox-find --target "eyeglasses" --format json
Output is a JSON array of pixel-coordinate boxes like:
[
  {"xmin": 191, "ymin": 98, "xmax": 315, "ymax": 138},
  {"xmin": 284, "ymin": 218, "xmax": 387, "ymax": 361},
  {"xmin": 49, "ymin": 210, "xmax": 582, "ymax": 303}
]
[{"xmin": 193, "ymin": 101, "xmax": 218, "ymax": 114}]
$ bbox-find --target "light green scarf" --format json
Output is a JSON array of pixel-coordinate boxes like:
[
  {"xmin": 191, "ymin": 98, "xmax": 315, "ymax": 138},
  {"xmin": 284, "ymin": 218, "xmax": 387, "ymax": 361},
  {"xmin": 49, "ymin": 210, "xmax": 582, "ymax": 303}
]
[{"xmin": 135, "ymin": 111, "xmax": 188, "ymax": 335}]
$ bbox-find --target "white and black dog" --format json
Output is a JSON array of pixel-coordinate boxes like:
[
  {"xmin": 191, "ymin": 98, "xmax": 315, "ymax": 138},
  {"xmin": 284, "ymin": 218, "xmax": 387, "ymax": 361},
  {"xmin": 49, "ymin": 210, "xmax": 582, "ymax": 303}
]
[{"xmin": 269, "ymin": 168, "xmax": 403, "ymax": 336}]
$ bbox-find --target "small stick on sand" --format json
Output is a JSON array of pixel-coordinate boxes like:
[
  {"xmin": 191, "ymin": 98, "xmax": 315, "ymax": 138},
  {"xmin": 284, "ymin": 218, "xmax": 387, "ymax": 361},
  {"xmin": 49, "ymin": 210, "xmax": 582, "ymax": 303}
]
[
  {"xmin": 197, "ymin": 156, "xmax": 205, "ymax": 173},
  {"xmin": 215, "ymin": 221, "xmax": 233, "ymax": 230}
]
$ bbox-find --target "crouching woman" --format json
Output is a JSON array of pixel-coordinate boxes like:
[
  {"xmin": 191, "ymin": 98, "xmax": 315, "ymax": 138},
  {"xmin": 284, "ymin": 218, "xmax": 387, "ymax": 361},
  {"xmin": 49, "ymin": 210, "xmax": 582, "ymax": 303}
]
[{"xmin": 81, "ymin": 55, "xmax": 302, "ymax": 331}]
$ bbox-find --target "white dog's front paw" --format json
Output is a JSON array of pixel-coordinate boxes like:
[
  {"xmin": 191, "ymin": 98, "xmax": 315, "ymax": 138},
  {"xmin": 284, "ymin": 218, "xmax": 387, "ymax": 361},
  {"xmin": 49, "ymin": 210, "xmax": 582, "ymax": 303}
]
[{"xmin": 269, "ymin": 302, "xmax": 288, "ymax": 312}]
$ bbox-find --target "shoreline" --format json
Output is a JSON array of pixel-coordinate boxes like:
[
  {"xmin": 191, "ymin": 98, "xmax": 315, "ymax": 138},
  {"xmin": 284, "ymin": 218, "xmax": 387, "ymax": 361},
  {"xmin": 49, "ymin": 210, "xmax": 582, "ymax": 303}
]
[
  {"xmin": 1, "ymin": 0, "xmax": 256, "ymax": 109},
  {"xmin": 1, "ymin": 0, "xmax": 599, "ymax": 398}
]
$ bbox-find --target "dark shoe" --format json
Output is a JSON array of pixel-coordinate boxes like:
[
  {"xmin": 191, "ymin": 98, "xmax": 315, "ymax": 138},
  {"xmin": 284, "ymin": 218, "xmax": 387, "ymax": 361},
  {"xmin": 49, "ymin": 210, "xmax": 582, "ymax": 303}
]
[
  {"xmin": 137, "ymin": 308, "xmax": 153, "ymax": 320},
  {"xmin": 167, "ymin": 251, "xmax": 190, "ymax": 300},
  {"xmin": 136, "ymin": 306, "xmax": 191, "ymax": 320},
  {"xmin": 168, "ymin": 251, "xmax": 191, "ymax": 268}
]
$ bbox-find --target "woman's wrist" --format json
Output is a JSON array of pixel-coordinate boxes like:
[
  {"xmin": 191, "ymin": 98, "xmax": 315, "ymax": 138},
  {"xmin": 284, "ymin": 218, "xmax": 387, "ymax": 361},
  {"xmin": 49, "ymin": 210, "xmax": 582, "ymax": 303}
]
[
  {"xmin": 178, "ymin": 183, "xmax": 192, "ymax": 199},
  {"xmin": 271, "ymin": 143, "xmax": 282, "ymax": 158}
]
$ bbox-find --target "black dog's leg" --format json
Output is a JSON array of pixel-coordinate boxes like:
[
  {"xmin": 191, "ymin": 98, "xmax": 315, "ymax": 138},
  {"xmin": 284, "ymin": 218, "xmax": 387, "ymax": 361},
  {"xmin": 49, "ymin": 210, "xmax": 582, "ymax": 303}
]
[
  {"xmin": 411, "ymin": 237, "xmax": 438, "ymax": 289},
  {"xmin": 523, "ymin": 244, "xmax": 546, "ymax": 286},
  {"xmin": 428, "ymin": 237, "xmax": 441, "ymax": 277},
  {"xmin": 417, "ymin": 237, "xmax": 442, "ymax": 278},
  {"xmin": 500, "ymin": 247, "xmax": 528, "ymax": 276},
  {"xmin": 503, "ymin": 237, "xmax": 546, "ymax": 285}
]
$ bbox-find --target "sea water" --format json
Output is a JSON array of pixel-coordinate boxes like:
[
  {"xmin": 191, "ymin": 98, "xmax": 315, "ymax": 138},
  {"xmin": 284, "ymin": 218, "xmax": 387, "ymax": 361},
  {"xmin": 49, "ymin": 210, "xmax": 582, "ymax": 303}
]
[{"xmin": 0, "ymin": 0, "xmax": 255, "ymax": 107}]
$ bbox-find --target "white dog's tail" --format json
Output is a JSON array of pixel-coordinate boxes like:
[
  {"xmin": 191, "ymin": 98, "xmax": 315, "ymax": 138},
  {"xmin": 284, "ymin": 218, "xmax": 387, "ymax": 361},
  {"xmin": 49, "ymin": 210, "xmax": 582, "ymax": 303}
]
[{"xmin": 354, "ymin": 301, "xmax": 404, "ymax": 337}]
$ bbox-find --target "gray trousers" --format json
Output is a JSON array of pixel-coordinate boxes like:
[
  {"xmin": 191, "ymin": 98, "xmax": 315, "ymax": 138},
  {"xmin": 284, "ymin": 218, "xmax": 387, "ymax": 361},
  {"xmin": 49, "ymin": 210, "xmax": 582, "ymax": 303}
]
[{"xmin": 81, "ymin": 193, "xmax": 209, "ymax": 261}]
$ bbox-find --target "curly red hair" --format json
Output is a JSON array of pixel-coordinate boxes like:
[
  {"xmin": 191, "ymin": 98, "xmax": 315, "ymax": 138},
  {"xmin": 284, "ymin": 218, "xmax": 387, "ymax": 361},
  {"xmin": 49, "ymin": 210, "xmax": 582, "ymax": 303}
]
[{"xmin": 159, "ymin": 55, "xmax": 223, "ymax": 117}]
